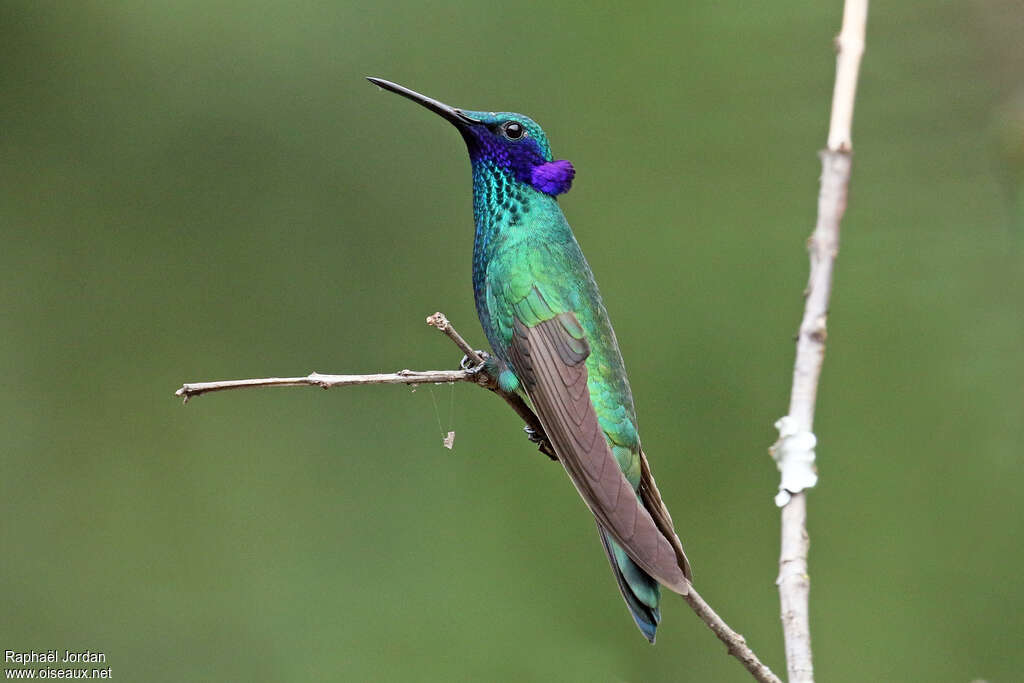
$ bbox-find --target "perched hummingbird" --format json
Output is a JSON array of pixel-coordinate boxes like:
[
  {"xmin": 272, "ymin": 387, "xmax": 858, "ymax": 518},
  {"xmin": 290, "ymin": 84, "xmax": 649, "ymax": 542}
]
[{"xmin": 367, "ymin": 77, "xmax": 692, "ymax": 642}]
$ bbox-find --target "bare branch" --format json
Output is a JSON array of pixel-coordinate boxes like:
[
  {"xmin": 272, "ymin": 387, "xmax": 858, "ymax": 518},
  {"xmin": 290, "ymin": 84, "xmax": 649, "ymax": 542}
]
[
  {"xmin": 427, "ymin": 312, "xmax": 556, "ymax": 460},
  {"xmin": 426, "ymin": 311, "xmax": 484, "ymax": 365},
  {"xmin": 175, "ymin": 311, "xmax": 780, "ymax": 680},
  {"xmin": 827, "ymin": 0, "xmax": 868, "ymax": 153},
  {"xmin": 175, "ymin": 314, "xmax": 557, "ymax": 460},
  {"xmin": 774, "ymin": 2, "xmax": 868, "ymax": 682},
  {"xmin": 176, "ymin": 369, "xmax": 473, "ymax": 403},
  {"xmin": 683, "ymin": 588, "xmax": 782, "ymax": 683}
]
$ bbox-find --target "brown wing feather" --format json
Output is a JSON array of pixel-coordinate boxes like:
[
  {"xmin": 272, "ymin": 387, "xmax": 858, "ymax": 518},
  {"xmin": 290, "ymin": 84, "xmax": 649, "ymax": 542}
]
[
  {"xmin": 508, "ymin": 314, "xmax": 690, "ymax": 594},
  {"xmin": 638, "ymin": 448, "xmax": 692, "ymax": 580}
]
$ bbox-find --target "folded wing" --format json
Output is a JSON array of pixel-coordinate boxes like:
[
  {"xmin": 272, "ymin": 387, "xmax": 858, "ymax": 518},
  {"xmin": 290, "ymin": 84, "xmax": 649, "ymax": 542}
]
[{"xmin": 506, "ymin": 310, "xmax": 691, "ymax": 594}]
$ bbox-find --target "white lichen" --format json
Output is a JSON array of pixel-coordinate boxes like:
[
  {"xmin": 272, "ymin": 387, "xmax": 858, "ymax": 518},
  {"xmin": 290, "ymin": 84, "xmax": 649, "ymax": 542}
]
[{"xmin": 771, "ymin": 416, "xmax": 819, "ymax": 507}]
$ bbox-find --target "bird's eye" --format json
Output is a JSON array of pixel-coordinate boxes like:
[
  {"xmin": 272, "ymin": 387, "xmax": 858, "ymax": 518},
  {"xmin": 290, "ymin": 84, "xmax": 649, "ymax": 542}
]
[{"xmin": 502, "ymin": 121, "xmax": 525, "ymax": 140}]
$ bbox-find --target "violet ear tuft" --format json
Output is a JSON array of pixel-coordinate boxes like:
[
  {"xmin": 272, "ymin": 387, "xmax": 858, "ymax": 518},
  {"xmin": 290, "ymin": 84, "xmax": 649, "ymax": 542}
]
[{"xmin": 531, "ymin": 159, "xmax": 575, "ymax": 196}]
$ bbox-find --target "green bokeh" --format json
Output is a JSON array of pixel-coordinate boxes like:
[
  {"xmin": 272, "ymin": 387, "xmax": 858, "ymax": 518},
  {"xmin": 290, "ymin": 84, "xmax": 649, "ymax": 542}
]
[{"xmin": 2, "ymin": 1, "xmax": 1021, "ymax": 681}]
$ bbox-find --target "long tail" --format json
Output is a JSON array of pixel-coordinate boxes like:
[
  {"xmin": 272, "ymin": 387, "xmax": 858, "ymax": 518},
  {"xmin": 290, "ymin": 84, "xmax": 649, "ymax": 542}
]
[{"xmin": 597, "ymin": 524, "xmax": 662, "ymax": 643}]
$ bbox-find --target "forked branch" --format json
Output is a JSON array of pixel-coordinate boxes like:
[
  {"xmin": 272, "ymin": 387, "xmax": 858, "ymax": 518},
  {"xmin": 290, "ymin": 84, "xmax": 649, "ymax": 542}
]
[{"xmin": 176, "ymin": 312, "xmax": 779, "ymax": 682}]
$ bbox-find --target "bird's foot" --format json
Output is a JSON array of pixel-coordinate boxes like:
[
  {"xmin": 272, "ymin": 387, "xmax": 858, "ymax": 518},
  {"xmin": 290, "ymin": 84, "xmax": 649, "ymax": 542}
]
[
  {"xmin": 524, "ymin": 425, "xmax": 558, "ymax": 460},
  {"xmin": 524, "ymin": 425, "xmax": 544, "ymax": 444},
  {"xmin": 461, "ymin": 350, "xmax": 490, "ymax": 374}
]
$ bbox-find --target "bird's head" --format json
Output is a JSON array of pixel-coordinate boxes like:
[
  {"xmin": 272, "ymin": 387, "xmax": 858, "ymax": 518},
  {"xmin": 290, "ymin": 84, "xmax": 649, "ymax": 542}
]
[{"xmin": 367, "ymin": 77, "xmax": 575, "ymax": 197}]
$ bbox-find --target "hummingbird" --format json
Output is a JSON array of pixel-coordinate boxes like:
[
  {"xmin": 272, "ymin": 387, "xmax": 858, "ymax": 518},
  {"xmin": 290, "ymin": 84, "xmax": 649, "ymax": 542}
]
[{"xmin": 367, "ymin": 77, "xmax": 692, "ymax": 642}]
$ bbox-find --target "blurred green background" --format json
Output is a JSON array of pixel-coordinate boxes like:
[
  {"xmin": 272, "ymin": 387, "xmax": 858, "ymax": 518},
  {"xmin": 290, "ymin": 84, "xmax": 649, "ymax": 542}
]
[{"xmin": 2, "ymin": 1, "xmax": 1022, "ymax": 681}]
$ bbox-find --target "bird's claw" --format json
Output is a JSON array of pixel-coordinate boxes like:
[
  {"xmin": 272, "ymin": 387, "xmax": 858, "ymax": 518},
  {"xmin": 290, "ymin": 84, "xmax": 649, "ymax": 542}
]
[
  {"xmin": 524, "ymin": 425, "xmax": 544, "ymax": 444},
  {"xmin": 460, "ymin": 350, "xmax": 489, "ymax": 373}
]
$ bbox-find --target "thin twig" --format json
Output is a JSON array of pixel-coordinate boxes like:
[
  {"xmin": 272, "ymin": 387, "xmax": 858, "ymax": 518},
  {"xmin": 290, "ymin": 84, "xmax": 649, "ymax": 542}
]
[
  {"xmin": 684, "ymin": 588, "xmax": 782, "ymax": 683},
  {"xmin": 176, "ymin": 312, "xmax": 779, "ymax": 680},
  {"xmin": 422, "ymin": 313, "xmax": 555, "ymax": 459},
  {"xmin": 775, "ymin": 2, "xmax": 868, "ymax": 682},
  {"xmin": 176, "ymin": 315, "xmax": 557, "ymax": 460},
  {"xmin": 176, "ymin": 369, "xmax": 473, "ymax": 403},
  {"xmin": 426, "ymin": 311, "xmax": 484, "ymax": 365}
]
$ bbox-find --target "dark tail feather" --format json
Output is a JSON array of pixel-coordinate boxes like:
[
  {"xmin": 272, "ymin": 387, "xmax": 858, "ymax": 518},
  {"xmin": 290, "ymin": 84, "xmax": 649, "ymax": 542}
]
[{"xmin": 597, "ymin": 524, "xmax": 662, "ymax": 643}]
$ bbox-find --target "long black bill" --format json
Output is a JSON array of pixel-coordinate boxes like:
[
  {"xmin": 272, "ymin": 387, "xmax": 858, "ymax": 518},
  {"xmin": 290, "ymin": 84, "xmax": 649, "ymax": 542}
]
[{"xmin": 366, "ymin": 77, "xmax": 479, "ymax": 128}]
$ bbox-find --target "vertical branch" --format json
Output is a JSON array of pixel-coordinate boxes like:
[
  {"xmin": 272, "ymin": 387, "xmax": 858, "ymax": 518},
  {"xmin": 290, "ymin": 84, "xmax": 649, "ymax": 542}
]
[{"xmin": 775, "ymin": 2, "xmax": 868, "ymax": 682}]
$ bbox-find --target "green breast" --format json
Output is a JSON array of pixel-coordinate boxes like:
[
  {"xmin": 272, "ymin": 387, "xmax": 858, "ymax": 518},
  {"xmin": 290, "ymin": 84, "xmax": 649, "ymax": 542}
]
[{"xmin": 480, "ymin": 186, "xmax": 642, "ymax": 484}]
